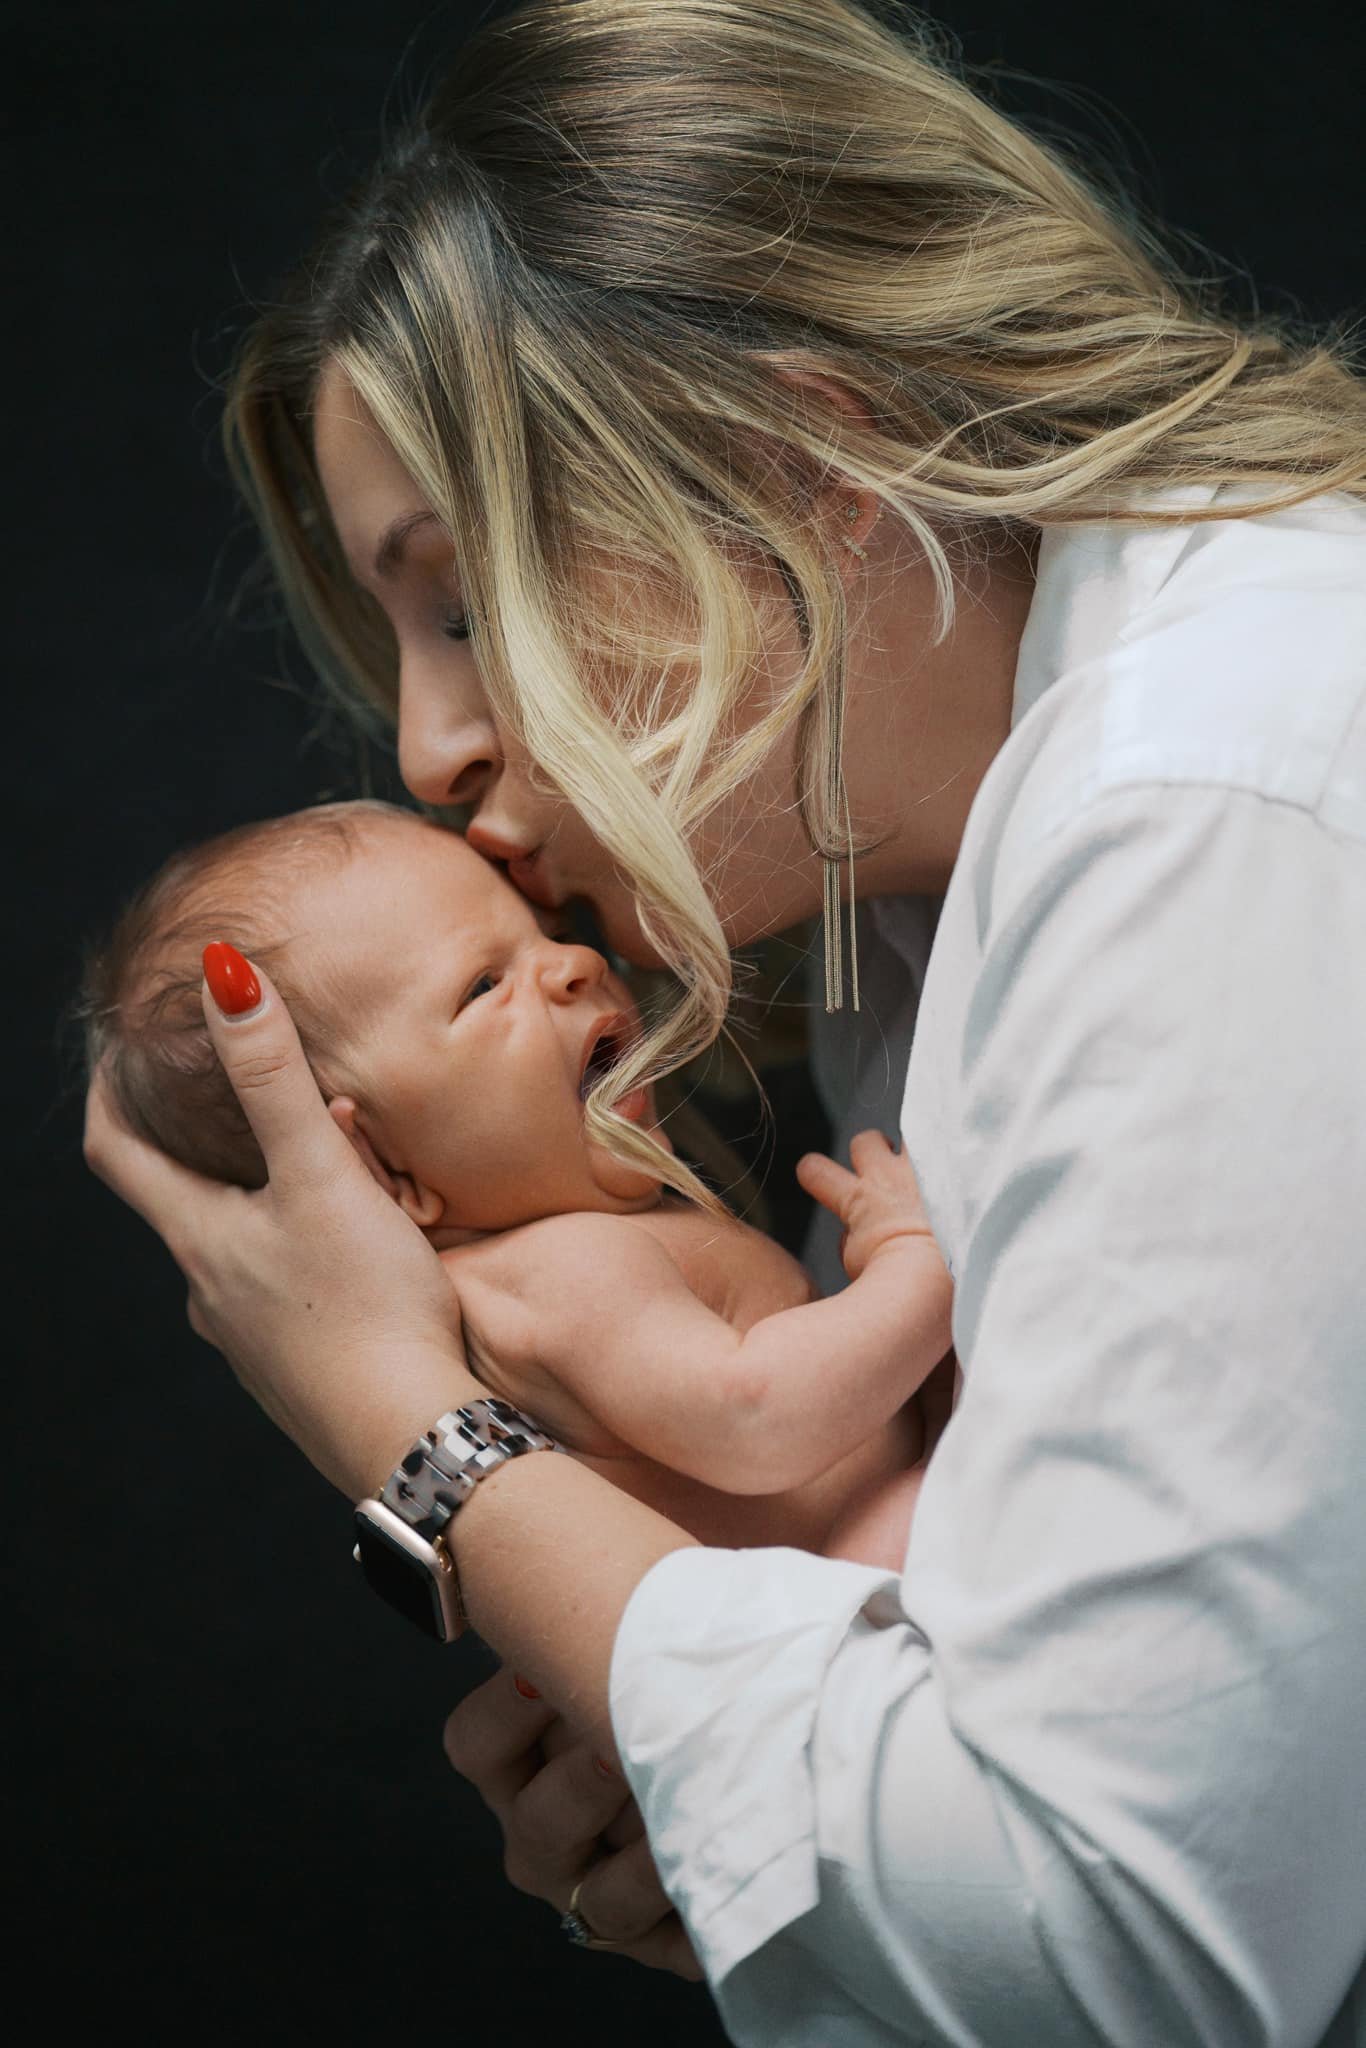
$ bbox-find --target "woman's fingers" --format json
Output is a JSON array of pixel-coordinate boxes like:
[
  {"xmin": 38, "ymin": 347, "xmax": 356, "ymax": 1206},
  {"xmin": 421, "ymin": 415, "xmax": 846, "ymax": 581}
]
[
  {"xmin": 443, "ymin": 1671, "xmax": 639, "ymax": 1877},
  {"xmin": 568, "ymin": 1830, "xmax": 679, "ymax": 1947},
  {"xmin": 442, "ymin": 1667, "xmax": 563, "ymax": 1811},
  {"xmin": 568, "ymin": 1843, "xmax": 704, "ymax": 1980},
  {"xmin": 442, "ymin": 1669, "xmax": 687, "ymax": 1964},
  {"xmin": 92, "ymin": 946, "xmax": 348, "ymax": 1213},
  {"xmin": 198, "ymin": 954, "xmax": 352, "ymax": 1188},
  {"xmin": 83, "ymin": 1056, "xmax": 221, "ymax": 1261},
  {"xmin": 89, "ymin": 954, "xmax": 469, "ymax": 1502},
  {"xmin": 611, "ymin": 1913, "xmax": 704, "ymax": 1981},
  {"xmin": 498, "ymin": 1745, "xmax": 643, "ymax": 1902}
]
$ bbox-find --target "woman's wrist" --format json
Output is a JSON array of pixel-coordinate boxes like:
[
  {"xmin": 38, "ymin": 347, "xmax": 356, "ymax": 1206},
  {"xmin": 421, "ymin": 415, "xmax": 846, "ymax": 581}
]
[
  {"xmin": 450, "ymin": 1449, "xmax": 700, "ymax": 1746},
  {"xmin": 347, "ymin": 1348, "xmax": 492, "ymax": 1500}
]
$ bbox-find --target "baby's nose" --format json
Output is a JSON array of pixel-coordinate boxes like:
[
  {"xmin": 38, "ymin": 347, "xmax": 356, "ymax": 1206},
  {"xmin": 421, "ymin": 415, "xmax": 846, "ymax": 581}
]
[{"xmin": 537, "ymin": 941, "xmax": 604, "ymax": 998}]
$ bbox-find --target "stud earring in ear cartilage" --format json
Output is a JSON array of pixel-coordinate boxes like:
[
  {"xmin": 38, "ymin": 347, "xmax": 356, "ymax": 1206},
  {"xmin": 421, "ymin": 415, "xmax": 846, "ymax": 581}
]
[{"xmin": 842, "ymin": 501, "xmax": 867, "ymax": 561}]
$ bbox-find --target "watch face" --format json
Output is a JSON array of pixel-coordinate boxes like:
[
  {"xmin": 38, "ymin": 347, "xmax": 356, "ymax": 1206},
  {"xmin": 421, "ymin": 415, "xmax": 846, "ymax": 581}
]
[{"xmin": 353, "ymin": 1512, "xmax": 444, "ymax": 1639}]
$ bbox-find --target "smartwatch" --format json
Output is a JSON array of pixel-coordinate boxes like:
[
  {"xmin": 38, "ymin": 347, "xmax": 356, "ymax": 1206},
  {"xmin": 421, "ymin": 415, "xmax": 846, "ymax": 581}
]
[{"xmin": 352, "ymin": 1398, "xmax": 563, "ymax": 1641}]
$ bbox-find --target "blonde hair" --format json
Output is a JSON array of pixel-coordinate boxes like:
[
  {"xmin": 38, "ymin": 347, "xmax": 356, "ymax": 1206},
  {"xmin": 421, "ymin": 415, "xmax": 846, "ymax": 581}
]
[{"xmin": 222, "ymin": 0, "xmax": 1366, "ymax": 1213}]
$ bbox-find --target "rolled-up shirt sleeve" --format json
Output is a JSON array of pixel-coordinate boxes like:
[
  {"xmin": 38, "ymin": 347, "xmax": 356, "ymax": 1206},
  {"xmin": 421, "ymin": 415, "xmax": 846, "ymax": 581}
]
[{"xmin": 608, "ymin": 781, "xmax": 1366, "ymax": 2048}]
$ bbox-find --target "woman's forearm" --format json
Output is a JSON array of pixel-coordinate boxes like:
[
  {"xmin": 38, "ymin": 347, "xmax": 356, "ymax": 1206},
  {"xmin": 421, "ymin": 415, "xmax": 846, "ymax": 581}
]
[
  {"xmin": 450, "ymin": 1445, "xmax": 701, "ymax": 1751},
  {"xmin": 351, "ymin": 1347, "xmax": 698, "ymax": 1751}
]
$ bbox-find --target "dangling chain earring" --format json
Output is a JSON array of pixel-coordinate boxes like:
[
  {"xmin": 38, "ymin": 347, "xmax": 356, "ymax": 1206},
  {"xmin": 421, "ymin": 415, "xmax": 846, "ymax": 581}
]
[{"xmin": 823, "ymin": 501, "xmax": 867, "ymax": 1012}]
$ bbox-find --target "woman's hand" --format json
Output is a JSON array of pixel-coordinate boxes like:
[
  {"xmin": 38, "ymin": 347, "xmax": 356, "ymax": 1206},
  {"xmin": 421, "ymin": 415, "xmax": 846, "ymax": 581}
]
[
  {"xmin": 442, "ymin": 1669, "xmax": 703, "ymax": 1980},
  {"xmin": 83, "ymin": 954, "xmax": 475, "ymax": 1502}
]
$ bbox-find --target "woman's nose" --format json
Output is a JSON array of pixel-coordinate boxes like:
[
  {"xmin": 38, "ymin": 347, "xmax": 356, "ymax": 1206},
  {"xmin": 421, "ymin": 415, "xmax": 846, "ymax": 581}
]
[
  {"xmin": 398, "ymin": 720, "xmax": 499, "ymax": 810},
  {"xmin": 396, "ymin": 665, "xmax": 502, "ymax": 810}
]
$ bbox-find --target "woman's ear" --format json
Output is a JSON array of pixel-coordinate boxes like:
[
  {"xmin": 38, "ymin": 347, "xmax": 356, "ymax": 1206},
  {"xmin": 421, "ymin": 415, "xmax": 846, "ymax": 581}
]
[
  {"xmin": 326, "ymin": 1097, "xmax": 446, "ymax": 1229},
  {"xmin": 754, "ymin": 356, "xmax": 881, "ymax": 563},
  {"xmin": 763, "ymin": 359, "xmax": 878, "ymax": 434}
]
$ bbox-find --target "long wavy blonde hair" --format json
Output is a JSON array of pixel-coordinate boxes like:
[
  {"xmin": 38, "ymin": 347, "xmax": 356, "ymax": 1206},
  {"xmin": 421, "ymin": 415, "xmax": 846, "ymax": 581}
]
[{"xmin": 222, "ymin": 0, "xmax": 1366, "ymax": 1213}]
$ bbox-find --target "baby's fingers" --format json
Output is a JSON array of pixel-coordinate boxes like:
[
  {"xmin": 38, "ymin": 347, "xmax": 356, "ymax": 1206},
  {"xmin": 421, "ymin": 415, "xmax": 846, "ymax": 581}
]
[
  {"xmin": 795, "ymin": 1149, "xmax": 858, "ymax": 1218},
  {"xmin": 849, "ymin": 1128, "xmax": 899, "ymax": 1172}
]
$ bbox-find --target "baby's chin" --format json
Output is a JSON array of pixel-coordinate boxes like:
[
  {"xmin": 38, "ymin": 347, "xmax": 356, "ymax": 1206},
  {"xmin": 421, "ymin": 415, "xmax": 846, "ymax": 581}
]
[
  {"xmin": 427, "ymin": 1115, "xmax": 673, "ymax": 1242},
  {"xmin": 583, "ymin": 1106, "xmax": 674, "ymax": 1207}
]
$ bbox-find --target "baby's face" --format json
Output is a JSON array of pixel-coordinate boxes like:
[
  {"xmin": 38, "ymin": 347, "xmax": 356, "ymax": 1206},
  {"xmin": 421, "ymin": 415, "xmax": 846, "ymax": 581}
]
[{"xmin": 292, "ymin": 817, "xmax": 668, "ymax": 1231}]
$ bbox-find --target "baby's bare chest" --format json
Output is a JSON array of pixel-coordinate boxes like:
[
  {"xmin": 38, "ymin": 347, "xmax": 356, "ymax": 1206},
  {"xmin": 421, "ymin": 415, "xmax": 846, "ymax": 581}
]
[{"xmin": 442, "ymin": 1202, "xmax": 812, "ymax": 1393}]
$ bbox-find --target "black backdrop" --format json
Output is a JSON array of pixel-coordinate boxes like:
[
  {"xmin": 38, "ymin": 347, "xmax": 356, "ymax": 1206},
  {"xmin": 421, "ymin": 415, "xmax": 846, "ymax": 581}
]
[{"xmin": 12, "ymin": 2, "xmax": 1363, "ymax": 2037}]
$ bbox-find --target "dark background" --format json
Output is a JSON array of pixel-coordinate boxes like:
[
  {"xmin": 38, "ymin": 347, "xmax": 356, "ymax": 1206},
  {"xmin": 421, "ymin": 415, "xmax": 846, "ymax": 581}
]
[{"xmin": 11, "ymin": 1, "xmax": 1362, "ymax": 2036}]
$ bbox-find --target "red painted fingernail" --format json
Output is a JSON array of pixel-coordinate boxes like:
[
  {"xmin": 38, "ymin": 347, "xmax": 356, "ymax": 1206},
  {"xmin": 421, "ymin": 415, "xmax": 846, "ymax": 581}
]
[
  {"xmin": 594, "ymin": 1755, "xmax": 618, "ymax": 1778},
  {"xmin": 513, "ymin": 1674, "xmax": 541, "ymax": 1700},
  {"xmin": 203, "ymin": 941, "xmax": 261, "ymax": 1016}
]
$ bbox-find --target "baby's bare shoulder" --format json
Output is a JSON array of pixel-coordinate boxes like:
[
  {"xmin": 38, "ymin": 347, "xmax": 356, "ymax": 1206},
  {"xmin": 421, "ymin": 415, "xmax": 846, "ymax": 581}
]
[
  {"xmin": 608, "ymin": 1200, "xmax": 813, "ymax": 1327},
  {"xmin": 441, "ymin": 1208, "xmax": 686, "ymax": 1313}
]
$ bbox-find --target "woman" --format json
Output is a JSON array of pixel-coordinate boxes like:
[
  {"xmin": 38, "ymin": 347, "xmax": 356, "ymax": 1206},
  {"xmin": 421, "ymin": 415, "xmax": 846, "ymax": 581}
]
[{"xmin": 84, "ymin": 1, "xmax": 1366, "ymax": 2040}]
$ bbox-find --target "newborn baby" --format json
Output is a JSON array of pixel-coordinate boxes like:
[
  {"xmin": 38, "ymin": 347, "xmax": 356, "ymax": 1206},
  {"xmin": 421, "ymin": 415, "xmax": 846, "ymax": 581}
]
[{"xmin": 82, "ymin": 799, "xmax": 953, "ymax": 1565}]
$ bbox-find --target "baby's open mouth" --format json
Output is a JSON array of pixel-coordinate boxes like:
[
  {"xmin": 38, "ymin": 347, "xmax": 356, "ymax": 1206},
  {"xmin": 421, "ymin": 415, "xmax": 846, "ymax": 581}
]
[{"xmin": 578, "ymin": 1015, "xmax": 635, "ymax": 1101}]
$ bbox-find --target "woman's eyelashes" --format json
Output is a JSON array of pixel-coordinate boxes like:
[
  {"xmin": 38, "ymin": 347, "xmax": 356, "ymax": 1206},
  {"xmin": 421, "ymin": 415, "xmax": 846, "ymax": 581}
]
[{"xmin": 441, "ymin": 607, "xmax": 472, "ymax": 643}]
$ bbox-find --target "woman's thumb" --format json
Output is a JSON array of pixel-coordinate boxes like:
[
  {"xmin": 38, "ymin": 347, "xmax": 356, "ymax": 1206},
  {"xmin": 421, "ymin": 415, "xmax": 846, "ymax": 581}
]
[{"xmin": 200, "ymin": 942, "xmax": 349, "ymax": 1181}]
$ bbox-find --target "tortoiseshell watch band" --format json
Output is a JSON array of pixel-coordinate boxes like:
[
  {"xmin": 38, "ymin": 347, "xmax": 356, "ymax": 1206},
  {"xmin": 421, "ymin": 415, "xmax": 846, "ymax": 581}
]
[
  {"xmin": 381, "ymin": 1399, "xmax": 564, "ymax": 1537},
  {"xmin": 353, "ymin": 1398, "xmax": 563, "ymax": 1640}
]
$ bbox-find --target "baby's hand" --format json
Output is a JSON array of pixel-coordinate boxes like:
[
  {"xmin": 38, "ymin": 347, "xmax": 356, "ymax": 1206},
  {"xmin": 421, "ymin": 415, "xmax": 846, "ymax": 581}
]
[{"xmin": 796, "ymin": 1130, "xmax": 940, "ymax": 1282}]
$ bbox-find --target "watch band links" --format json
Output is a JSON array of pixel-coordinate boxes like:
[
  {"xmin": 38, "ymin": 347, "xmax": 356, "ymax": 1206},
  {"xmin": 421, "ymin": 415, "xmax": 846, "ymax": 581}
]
[{"xmin": 379, "ymin": 1397, "xmax": 564, "ymax": 1544}]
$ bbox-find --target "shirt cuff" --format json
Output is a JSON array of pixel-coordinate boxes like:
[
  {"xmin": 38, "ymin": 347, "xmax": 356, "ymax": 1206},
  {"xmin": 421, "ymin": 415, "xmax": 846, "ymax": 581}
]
[{"xmin": 608, "ymin": 1544, "xmax": 907, "ymax": 1984}]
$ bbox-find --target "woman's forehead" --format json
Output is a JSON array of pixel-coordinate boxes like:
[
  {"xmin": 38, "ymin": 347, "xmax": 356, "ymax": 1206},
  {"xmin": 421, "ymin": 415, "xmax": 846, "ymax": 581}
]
[{"xmin": 311, "ymin": 363, "xmax": 432, "ymax": 580}]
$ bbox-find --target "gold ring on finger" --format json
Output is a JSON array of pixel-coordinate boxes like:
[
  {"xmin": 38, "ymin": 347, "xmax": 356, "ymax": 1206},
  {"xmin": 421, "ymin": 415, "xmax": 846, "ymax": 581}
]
[{"xmin": 560, "ymin": 1875, "xmax": 619, "ymax": 1951}]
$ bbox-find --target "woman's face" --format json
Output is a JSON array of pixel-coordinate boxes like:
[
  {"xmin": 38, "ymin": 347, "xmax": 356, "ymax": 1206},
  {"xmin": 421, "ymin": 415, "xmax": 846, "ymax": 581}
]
[{"xmin": 311, "ymin": 362, "xmax": 826, "ymax": 965}]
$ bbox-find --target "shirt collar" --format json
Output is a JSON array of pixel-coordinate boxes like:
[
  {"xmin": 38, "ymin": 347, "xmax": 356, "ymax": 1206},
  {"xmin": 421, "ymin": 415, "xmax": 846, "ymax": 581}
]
[{"xmin": 1011, "ymin": 482, "xmax": 1225, "ymax": 731}]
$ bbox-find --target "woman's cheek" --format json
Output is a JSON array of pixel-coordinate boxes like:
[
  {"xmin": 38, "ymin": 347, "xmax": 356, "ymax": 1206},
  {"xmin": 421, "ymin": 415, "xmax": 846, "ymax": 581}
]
[{"xmin": 598, "ymin": 893, "xmax": 670, "ymax": 970}]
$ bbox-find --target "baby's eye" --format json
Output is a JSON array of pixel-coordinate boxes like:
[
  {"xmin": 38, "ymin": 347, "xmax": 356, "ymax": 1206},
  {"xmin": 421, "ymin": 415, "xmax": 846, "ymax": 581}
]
[{"xmin": 461, "ymin": 972, "xmax": 497, "ymax": 1007}]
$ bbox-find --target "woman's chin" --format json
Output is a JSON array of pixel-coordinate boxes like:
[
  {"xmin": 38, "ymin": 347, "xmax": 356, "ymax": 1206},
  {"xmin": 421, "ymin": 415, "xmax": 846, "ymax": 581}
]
[{"xmin": 593, "ymin": 898, "xmax": 671, "ymax": 972}]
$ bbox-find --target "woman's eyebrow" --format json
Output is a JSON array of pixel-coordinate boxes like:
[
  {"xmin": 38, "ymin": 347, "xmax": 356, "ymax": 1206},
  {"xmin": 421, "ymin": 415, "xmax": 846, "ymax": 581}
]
[{"xmin": 373, "ymin": 508, "xmax": 441, "ymax": 581}]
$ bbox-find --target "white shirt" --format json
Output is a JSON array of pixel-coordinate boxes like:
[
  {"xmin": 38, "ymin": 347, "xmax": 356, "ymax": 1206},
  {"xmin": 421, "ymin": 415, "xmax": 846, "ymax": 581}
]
[{"xmin": 608, "ymin": 483, "xmax": 1366, "ymax": 2048}]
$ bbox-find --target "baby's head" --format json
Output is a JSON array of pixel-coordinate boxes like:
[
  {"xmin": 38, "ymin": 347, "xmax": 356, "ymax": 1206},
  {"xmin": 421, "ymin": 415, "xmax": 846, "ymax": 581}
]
[{"xmin": 81, "ymin": 800, "xmax": 670, "ymax": 1232}]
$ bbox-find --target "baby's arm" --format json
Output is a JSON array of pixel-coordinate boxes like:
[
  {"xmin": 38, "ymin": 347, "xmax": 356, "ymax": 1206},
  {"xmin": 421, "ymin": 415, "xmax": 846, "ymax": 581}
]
[{"xmin": 514, "ymin": 1133, "xmax": 952, "ymax": 1495}]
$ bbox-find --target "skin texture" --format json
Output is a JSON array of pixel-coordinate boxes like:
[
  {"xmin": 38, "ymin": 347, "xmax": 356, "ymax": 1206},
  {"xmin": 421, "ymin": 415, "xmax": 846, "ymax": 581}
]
[{"xmin": 85, "ymin": 359, "xmax": 1037, "ymax": 1980}]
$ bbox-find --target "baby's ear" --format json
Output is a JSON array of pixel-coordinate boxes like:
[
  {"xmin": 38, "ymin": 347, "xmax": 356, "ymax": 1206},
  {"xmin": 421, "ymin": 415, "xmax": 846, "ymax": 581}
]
[
  {"xmin": 325, "ymin": 1097, "xmax": 445, "ymax": 1229},
  {"xmin": 327, "ymin": 1096, "xmax": 399, "ymax": 1200}
]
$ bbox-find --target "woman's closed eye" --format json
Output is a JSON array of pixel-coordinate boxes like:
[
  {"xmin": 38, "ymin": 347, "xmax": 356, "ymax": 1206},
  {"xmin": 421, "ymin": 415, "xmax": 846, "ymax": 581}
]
[{"xmin": 442, "ymin": 607, "xmax": 472, "ymax": 643}]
